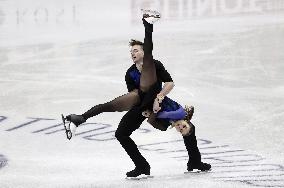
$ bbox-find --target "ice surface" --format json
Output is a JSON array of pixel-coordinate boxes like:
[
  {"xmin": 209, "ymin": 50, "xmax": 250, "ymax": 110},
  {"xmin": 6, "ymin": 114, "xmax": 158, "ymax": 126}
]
[{"xmin": 0, "ymin": 0, "xmax": 284, "ymax": 187}]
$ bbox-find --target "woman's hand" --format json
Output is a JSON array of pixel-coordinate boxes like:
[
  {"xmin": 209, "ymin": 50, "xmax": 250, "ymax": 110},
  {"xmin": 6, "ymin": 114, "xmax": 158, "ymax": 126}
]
[{"xmin": 153, "ymin": 98, "xmax": 161, "ymax": 113}]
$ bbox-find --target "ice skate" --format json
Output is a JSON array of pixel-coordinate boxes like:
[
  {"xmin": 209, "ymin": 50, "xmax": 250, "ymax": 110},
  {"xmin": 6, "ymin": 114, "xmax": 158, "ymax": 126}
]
[
  {"xmin": 141, "ymin": 9, "xmax": 161, "ymax": 24},
  {"xmin": 185, "ymin": 162, "xmax": 211, "ymax": 173},
  {"xmin": 62, "ymin": 114, "xmax": 73, "ymax": 140},
  {"xmin": 62, "ymin": 114, "xmax": 85, "ymax": 140},
  {"xmin": 65, "ymin": 114, "xmax": 86, "ymax": 126},
  {"xmin": 126, "ymin": 166, "xmax": 152, "ymax": 180}
]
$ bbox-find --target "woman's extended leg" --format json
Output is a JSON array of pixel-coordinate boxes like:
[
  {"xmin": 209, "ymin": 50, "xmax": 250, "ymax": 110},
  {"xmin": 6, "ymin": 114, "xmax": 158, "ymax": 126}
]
[
  {"xmin": 138, "ymin": 18, "xmax": 162, "ymax": 112},
  {"xmin": 66, "ymin": 90, "xmax": 140, "ymax": 126},
  {"xmin": 139, "ymin": 18, "xmax": 157, "ymax": 92},
  {"xmin": 82, "ymin": 90, "xmax": 140, "ymax": 120}
]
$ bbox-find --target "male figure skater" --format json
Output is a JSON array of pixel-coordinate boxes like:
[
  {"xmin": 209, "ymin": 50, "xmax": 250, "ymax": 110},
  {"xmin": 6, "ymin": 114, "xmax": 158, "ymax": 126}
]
[{"xmin": 63, "ymin": 10, "xmax": 210, "ymax": 178}]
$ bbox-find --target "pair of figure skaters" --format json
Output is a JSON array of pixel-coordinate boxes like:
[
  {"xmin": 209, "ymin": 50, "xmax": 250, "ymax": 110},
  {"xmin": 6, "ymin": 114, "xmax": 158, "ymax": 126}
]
[{"xmin": 63, "ymin": 10, "xmax": 211, "ymax": 178}]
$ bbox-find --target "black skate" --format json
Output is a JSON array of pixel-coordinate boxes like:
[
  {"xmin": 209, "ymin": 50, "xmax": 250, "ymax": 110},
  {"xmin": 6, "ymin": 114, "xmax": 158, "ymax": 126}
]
[
  {"xmin": 141, "ymin": 9, "xmax": 161, "ymax": 24},
  {"xmin": 126, "ymin": 166, "xmax": 152, "ymax": 180},
  {"xmin": 61, "ymin": 114, "xmax": 85, "ymax": 140},
  {"xmin": 186, "ymin": 162, "xmax": 211, "ymax": 173}
]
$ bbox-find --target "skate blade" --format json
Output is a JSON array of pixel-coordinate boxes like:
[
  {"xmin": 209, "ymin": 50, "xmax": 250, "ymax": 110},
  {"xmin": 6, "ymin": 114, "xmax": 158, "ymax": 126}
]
[
  {"xmin": 61, "ymin": 114, "xmax": 66, "ymax": 124},
  {"xmin": 126, "ymin": 175, "xmax": 153, "ymax": 180},
  {"xmin": 184, "ymin": 169, "xmax": 212, "ymax": 174},
  {"xmin": 141, "ymin": 9, "xmax": 161, "ymax": 18},
  {"xmin": 62, "ymin": 114, "xmax": 72, "ymax": 140}
]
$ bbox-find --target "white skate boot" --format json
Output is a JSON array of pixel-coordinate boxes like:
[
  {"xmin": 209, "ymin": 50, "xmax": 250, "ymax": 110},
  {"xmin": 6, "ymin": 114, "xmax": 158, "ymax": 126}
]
[{"xmin": 141, "ymin": 9, "xmax": 161, "ymax": 24}]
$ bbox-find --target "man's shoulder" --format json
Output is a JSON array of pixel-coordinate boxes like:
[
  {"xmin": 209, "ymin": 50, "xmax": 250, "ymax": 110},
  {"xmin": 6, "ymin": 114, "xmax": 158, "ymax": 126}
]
[
  {"xmin": 126, "ymin": 64, "xmax": 136, "ymax": 73},
  {"xmin": 154, "ymin": 59, "xmax": 165, "ymax": 69},
  {"xmin": 154, "ymin": 59, "xmax": 162, "ymax": 64}
]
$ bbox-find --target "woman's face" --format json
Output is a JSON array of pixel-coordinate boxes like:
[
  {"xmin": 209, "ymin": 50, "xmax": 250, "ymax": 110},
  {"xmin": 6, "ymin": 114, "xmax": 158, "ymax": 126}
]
[{"xmin": 173, "ymin": 120, "xmax": 191, "ymax": 136}]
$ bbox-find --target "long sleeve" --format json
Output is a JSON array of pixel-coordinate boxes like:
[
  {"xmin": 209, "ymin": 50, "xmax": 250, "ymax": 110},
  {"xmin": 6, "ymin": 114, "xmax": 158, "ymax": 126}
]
[{"xmin": 156, "ymin": 105, "xmax": 186, "ymax": 120}]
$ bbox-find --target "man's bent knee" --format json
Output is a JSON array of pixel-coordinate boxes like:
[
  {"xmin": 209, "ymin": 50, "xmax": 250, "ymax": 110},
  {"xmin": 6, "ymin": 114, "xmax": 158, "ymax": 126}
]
[
  {"xmin": 115, "ymin": 128, "xmax": 131, "ymax": 141},
  {"xmin": 115, "ymin": 130, "xmax": 123, "ymax": 140}
]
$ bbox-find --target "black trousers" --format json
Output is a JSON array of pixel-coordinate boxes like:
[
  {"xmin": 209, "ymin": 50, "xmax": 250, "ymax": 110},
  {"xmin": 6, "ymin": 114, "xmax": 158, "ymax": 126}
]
[{"xmin": 115, "ymin": 107, "xmax": 148, "ymax": 168}]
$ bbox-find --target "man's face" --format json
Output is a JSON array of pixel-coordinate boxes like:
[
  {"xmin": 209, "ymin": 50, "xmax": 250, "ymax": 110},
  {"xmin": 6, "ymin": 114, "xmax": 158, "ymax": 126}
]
[{"xmin": 130, "ymin": 45, "xmax": 144, "ymax": 63}]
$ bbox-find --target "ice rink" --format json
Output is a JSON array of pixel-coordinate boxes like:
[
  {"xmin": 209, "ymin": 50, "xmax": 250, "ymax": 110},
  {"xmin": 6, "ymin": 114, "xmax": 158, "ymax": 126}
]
[{"xmin": 1, "ymin": 0, "xmax": 284, "ymax": 187}]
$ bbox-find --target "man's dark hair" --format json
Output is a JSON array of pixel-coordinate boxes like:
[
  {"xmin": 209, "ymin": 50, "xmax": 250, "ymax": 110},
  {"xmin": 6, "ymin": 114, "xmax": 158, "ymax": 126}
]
[{"xmin": 129, "ymin": 39, "xmax": 144, "ymax": 49}]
